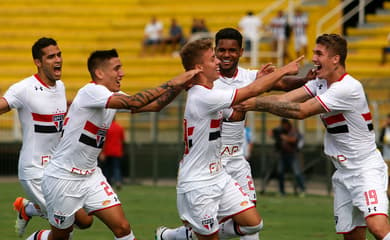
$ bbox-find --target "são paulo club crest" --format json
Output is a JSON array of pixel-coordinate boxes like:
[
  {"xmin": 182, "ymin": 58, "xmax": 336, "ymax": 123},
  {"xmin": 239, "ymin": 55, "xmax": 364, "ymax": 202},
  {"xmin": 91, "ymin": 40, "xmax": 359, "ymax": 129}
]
[
  {"xmin": 201, "ymin": 214, "xmax": 215, "ymax": 230},
  {"xmin": 96, "ymin": 128, "xmax": 107, "ymax": 147},
  {"xmin": 53, "ymin": 214, "xmax": 66, "ymax": 225},
  {"xmin": 52, "ymin": 114, "xmax": 65, "ymax": 132}
]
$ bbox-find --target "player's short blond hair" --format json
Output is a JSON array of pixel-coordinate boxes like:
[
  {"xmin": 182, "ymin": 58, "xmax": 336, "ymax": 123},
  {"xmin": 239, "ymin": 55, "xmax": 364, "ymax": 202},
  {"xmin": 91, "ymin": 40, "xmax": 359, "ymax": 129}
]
[{"xmin": 180, "ymin": 38, "xmax": 212, "ymax": 71}]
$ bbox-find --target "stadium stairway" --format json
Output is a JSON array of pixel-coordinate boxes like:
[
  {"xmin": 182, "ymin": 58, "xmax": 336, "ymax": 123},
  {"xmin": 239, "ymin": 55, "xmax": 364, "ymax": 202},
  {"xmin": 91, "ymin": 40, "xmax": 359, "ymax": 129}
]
[{"xmin": 345, "ymin": 0, "xmax": 390, "ymax": 119}]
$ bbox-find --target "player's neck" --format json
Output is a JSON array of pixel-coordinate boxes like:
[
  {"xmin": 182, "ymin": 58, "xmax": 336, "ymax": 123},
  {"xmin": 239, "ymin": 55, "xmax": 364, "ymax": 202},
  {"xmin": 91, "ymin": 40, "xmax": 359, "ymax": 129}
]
[
  {"xmin": 194, "ymin": 75, "xmax": 214, "ymax": 89},
  {"xmin": 36, "ymin": 73, "xmax": 56, "ymax": 87},
  {"xmin": 327, "ymin": 66, "xmax": 346, "ymax": 86},
  {"xmin": 220, "ymin": 68, "xmax": 238, "ymax": 78}
]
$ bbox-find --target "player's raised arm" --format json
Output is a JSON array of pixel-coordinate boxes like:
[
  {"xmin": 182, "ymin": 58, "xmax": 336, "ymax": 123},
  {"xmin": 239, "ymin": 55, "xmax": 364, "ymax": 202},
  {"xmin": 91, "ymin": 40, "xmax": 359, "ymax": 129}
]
[
  {"xmin": 272, "ymin": 66, "xmax": 316, "ymax": 91},
  {"xmin": 107, "ymin": 69, "xmax": 201, "ymax": 111},
  {"xmin": 232, "ymin": 55, "xmax": 304, "ymax": 105},
  {"xmin": 234, "ymin": 86, "xmax": 324, "ymax": 120}
]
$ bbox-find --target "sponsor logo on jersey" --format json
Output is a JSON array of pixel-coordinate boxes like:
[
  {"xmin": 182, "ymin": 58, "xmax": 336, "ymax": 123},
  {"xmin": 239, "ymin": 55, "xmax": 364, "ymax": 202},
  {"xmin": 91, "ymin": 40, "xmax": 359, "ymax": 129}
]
[
  {"xmin": 240, "ymin": 201, "xmax": 249, "ymax": 207},
  {"xmin": 102, "ymin": 200, "xmax": 111, "ymax": 206}
]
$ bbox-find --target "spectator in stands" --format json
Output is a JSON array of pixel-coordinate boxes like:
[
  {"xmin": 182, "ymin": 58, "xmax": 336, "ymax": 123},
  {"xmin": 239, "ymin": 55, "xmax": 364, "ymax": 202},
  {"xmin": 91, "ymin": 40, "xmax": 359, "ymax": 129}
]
[
  {"xmin": 99, "ymin": 117, "xmax": 125, "ymax": 190},
  {"xmin": 379, "ymin": 113, "xmax": 390, "ymax": 196},
  {"xmin": 292, "ymin": 8, "xmax": 308, "ymax": 61},
  {"xmin": 141, "ymin": 16, "xmax": 163, "ymax": 56},
  {"xmin": 0, "ymin": 37, "xmax": 93, "ymax": 238},
  {"xmin": 238, "ymin": 10, "xmax": 262, "ymax": 58},
  {"xmin": 161, "ymin": 18, "xmax": 186, "ymax": 55},
  {"xmin": 272, "ymin": 118, "xmax": 305, "ymax": 196},
  {"xmin": 189, "ymin": 17, "xmax": 210, "ymax": 41},
  {"xmin": 270, "ymin": 10, "xmax": 291, "ymax": 65},
  {"xmin": 381, "ymin": 33, "xmax": 390, "ymax": 65}
]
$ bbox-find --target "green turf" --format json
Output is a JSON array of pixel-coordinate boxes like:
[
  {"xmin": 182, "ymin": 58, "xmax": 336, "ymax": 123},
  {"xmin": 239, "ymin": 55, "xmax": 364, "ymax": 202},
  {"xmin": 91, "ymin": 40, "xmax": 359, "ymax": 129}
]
[{"xmin": 0, "ymin": 182, "xmax": 376, "ymax": 240}]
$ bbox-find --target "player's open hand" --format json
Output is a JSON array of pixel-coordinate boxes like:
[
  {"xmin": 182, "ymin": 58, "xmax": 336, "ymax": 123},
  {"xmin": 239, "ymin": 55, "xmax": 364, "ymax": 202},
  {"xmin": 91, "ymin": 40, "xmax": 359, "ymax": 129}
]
[{"xmin": 172, "ymin": 69, "xmax": 203, "ymax": 87}]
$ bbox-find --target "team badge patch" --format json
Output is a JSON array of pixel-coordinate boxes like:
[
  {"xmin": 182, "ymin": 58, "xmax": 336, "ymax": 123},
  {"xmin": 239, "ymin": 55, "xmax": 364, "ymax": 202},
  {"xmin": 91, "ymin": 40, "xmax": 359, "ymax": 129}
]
[
  {"xmin": 53, "ymin": 214, "xmax": 66, "ymax": 225},
  {"xmin": 96, "ymin": 129, "xmax": 107, "ymax": 147},
  {"xmin": 53, "ymin": 114, "xmax": 65, "ymax": 132},
  {"xmin": 201, "ymin": 215, "xmax": 214, "ymax": 230}
]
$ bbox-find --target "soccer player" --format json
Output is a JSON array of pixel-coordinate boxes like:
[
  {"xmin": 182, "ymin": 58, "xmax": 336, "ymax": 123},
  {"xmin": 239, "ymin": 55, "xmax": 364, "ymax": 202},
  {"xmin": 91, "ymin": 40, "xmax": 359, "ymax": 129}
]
[
  {"xmin": 26, "ymin": 48, "xmax": 200, "ymax": 240},
  {"xmin": 166, "ymin": 38, "xmax": 302, "ymax": 240},
  {"xmin": 0, "ymin": 37, "xmax": 93, "ymax": 237},
  {"xmin": 235, "ymin": 33, "xmax": 390, "ymax": 240},
  {"xmin": 156, "ymin": 27, "xmax": 312, "ymax": 240}
]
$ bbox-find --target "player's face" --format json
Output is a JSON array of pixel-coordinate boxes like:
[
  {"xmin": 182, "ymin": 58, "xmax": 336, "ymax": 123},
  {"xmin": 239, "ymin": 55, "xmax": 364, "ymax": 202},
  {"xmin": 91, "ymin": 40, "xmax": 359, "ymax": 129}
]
[
  {"xmin": 36, "ymin": 45, "xmax": 62, "ymax": 84},
  {"xmin": 312, "ymin": 43, "xmax": 338, "ymax": 80},
  {"xmin": 199, "ymin": 48, "xmax": 220, "ymax": 82},
  {"xmin": 215, "ymin": 39, "xmax": 243, "ymax": 76},
  {"xmin": 100, "ymin": 57, "xmax": 124, "ymax": 92}
]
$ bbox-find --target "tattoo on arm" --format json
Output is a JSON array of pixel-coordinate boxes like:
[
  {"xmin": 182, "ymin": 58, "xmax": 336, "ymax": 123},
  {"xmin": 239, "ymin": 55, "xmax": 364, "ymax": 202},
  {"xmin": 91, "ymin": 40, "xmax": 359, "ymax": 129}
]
[
  {"xmin": 156, "ymin": 87, "xmax": 181, "ymax": 107},
  {"xmin": 256, "ymin": 98, "xmax": 301, "ymax": 119}
]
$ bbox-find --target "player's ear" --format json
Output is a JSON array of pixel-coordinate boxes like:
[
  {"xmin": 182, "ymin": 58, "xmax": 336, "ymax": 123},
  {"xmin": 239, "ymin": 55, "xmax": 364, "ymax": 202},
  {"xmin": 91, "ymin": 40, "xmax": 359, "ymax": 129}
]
[
  {"xmin": 34, "ymin": 58, "xmax": 42, "ymax": 68},
  {"xmin": 333, "ymin": 55, "xmax": 340, "ymax": 65},
  {"xmin": 195, "ymin": 64, "xmax": 203, "ymax": 71},
  {"xmin": 95, "ymin": 68, "xmax": 104, "ymax": 80}
]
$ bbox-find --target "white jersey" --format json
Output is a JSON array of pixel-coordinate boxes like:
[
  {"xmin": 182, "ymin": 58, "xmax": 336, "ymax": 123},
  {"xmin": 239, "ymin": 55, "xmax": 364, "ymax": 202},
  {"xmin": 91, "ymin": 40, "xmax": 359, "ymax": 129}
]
[
  {"xmin": 145, "ymin": 21, "xmax": 163, "ymax": 41},
  {"xmin": 304, "ymin": 74, "xmax": 381, "ymax": 170},
  {"xmin": 177, "ymin": 84, "xmax": 237, "ymax": 193},
  {"xmin": 2, "ymin": 74, "xmax": 66, "ymax": 180},
  {"xmin": 45, "ymin": 83, "xmax": 117, "ymax": 180},
  {"xmin": 214, "ymin": 67, "xmax": 257, "ymax": 157}
]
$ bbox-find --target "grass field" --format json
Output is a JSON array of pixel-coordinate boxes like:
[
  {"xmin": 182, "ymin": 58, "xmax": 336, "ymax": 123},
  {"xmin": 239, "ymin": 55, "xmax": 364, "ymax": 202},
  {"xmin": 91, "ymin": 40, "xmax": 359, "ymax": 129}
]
[{"xmin": 0, "ymin": 181, "xmax": 377, "ymax": 240}]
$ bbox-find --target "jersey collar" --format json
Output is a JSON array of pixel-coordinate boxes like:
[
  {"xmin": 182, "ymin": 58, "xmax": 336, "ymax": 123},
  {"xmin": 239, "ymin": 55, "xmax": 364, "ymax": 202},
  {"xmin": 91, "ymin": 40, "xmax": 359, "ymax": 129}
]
[{"xmin": 34, "ymin": 74, "xmax": 50, "ymax": 89}]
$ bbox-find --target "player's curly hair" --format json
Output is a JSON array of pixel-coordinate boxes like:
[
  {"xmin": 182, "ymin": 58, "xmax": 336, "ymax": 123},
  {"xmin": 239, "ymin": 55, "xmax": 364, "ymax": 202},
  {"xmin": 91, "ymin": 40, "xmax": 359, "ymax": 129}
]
[
  {"xmin": 215, "ymin": 27, "xmax": 243, "ymax": 48},
  {"xmin": 180, "ymin": 38, "xmax": 213, "ymax": 71},
  {"xmin": 316, "ymin": 34, "xmax": 347, "ymax": 67}
]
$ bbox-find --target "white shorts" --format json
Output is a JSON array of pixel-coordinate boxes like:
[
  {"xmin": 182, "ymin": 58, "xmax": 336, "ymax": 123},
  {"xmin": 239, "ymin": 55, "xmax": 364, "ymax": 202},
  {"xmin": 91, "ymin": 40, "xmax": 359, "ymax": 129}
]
[
  {"xmin": 294, "ymin": 35, "xmax": 307, "ymax": 51},
  {"xmin": 222, "ymin": 150, "xmax": 257, "ymax": 202},
  {"xmin": 42, "ymin": 168, "xmax": 121, "ymax": 229},
  {"xmin": 333, "ymin": 165, "xmax": 389, "ymax": 233},
  {"xmin": 177, "ymin": 175, "xmax": 255, "ymax": 236},
  {"xmin": 20, "ymin": 178, "xmax": 47, "ymax": 217}
]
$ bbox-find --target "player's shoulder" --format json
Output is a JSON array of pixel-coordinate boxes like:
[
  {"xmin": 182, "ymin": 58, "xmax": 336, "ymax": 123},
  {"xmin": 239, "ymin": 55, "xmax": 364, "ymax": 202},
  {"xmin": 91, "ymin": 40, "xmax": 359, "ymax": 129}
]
[
  {"xmin": 237, "ymin": 66, "xmax": 257, "ymax": 76},
  {"xmin": 335, "ymin": 74, "xmax": 362, "ymax": 90},
  {"xmin": 8, "ymin": 75, "xmax": 36, "ymax": 89},
  {"xmin": 236, "ymin": 67, "xmax": 257, "ymax": 82}
]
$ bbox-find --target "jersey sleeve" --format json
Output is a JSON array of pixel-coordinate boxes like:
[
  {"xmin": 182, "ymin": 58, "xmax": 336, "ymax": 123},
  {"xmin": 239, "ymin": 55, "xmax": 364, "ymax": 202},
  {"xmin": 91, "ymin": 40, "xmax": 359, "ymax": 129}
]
[
  {"xmin": 3, "ymin": 82, "xmax": 25, "ymax": 109},
  {"xmin": 303, "ymin": 78, "xmax": 318, "ymax": 97},
  {"xmin": 316, "ymin": 82, "xmax": 359, "ymax": 112},
  {"xmin": 78, "ymin": 84, "xmax": 113, "ymax": 108},
  {"xmin": 201, "ymin": 88, "xmax": 237, "ymax": 115},
  {"xmin": 222, "ymin": 108, "xmax": 234, "ymax": 120}
]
